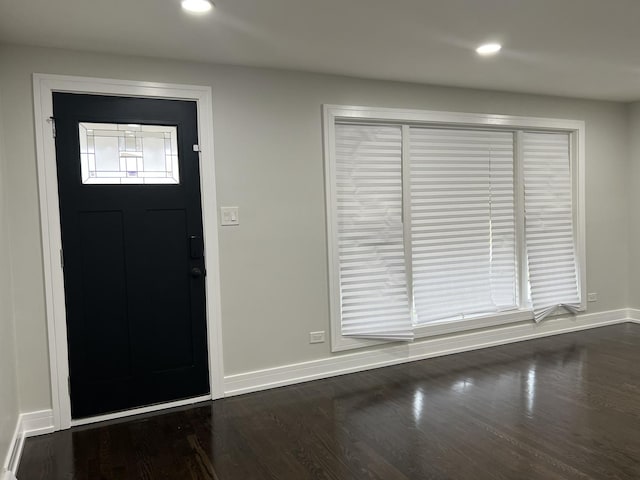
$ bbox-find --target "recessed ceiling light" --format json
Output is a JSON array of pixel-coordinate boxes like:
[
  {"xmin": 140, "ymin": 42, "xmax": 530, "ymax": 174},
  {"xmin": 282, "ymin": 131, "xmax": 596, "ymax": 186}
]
[
  {"xmin": 476, "ymin": 43, "xmax": 502, "ymax": 56},
  {"xmin": 181, "ymin": 0, "xmax": 214, "ymax": 14}
]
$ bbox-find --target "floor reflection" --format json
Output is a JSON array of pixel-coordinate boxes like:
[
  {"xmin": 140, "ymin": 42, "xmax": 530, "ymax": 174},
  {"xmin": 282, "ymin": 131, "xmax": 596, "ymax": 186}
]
[
  {"xmin": 526, "ymin": 364, "xmax": 536, "ymax": 416},
  {"xmin": 412, "ymin": 387, "xmax": 424, "ymax": 424}
]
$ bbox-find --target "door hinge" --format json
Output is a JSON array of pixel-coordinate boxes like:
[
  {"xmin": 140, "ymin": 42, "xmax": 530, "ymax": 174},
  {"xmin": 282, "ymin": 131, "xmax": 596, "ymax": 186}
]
[
  {"xmin": 192, "ymin": 144, "xmax": 201, "ymax": 153},
  {"xmin": 59, "ymin": 248, "xmax": 64, "ymax": 268},
  {"xmin": 48, "ymin": 116, "xmax": 56, "ymax": 138}
]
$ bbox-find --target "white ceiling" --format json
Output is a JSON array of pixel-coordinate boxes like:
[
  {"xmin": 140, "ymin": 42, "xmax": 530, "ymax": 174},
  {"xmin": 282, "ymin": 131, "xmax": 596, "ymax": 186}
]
[{"xmin": 2, "ymin": 0, "xmax": 640, "ymax": 101}]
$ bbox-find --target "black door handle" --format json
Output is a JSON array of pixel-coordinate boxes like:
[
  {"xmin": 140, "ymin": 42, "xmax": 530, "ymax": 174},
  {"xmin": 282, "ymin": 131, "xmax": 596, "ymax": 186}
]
[{"xmin": 190, "ymin": 267, "xmax": 203, "ymax": 278}]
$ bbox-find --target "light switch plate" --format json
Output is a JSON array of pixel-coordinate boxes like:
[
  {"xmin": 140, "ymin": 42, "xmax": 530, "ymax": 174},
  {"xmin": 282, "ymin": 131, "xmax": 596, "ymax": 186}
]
[{"xmin": 220, "ymin": 206, "xmax": 239, "ymax": 226}]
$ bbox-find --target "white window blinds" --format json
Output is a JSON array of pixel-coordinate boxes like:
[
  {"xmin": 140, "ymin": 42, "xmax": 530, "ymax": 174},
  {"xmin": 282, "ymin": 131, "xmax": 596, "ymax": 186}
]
[
  {"xmin": 523, "ymin": 132, "xmax": 581, "ymax": 321},
  {"xmin": 409, "ymin": 128, "xmax": 517, "ymax": 324},
  {"xmin": 326, "ymin": 108, "xmax": 584, "ymax": 349},
  {"xmin": 334, "ymin": 124, "xmax": 413, "ymax": 340}
]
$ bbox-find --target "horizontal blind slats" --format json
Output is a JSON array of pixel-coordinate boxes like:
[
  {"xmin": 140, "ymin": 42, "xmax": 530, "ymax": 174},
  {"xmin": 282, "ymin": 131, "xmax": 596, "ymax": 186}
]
[
  {"xmin": 410, "ymin": 128, "xmax": 517, "ymax": 324},
  {"xmin": 523, "ymin": 132, "xmax": 580, "ymax": 321},
  {"xmin": 333, "ymin": 124, "xmax": 581, "ymax": 339},
  {"xmin": 335, "ymin": 124, "xmax": 412, "ymax": 341}
]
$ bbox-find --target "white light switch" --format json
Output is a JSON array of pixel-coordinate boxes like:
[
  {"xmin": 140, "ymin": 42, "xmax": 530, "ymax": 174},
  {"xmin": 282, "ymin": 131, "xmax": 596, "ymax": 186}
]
[{"xmin": 220, "ymin": 207, "xmax": 239, "ymax": 226}]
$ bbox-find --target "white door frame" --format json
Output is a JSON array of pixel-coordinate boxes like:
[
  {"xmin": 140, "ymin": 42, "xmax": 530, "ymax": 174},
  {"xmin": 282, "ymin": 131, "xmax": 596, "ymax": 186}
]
[{"xmin": 33, "ymin": 74, "xmax": 225, "ymax": 430}]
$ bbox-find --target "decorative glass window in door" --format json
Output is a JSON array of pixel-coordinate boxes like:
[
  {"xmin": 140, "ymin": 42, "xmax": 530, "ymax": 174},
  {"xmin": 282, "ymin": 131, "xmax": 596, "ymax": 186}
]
[{"xmin": 78, "ymin": 123, "xmax": 180, "ymax": 184}]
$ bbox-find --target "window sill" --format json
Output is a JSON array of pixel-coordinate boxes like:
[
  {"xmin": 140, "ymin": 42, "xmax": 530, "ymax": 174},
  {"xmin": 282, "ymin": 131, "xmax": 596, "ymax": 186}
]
[
  {"xmin": 332, "ymin": 310, "xmax": 535, "ymax": 352},
  {"xmin": 333, "ymin": 303, "xmax": 588, "ymax": 352},
  {"xmin": 332, "ymin": 305, "xmax": 586, "ymax": 352},
  {"xmin": 413, "ymin": 309, "xmax": 534, "ymax": 340}
]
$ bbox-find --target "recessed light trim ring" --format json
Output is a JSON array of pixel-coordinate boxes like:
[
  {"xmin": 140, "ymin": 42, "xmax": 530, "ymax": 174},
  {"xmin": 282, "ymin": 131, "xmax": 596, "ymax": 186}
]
[
  {"xmin": 476, "ymin": 43, "xmax": 502, "ymax": 56},
  {"xmin": 181, "ymin": 0, "xmax": 214, "ymax": 14}
]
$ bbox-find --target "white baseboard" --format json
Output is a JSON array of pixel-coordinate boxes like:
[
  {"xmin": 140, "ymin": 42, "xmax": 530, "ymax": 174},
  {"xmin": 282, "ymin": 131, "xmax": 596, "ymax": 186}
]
[
  {"xmin": 21, "ymin": 410, "xmax": 55, "ymax": 438},
  {"xmin": 2, "ymin": 410, "xmax": 55, "ymax": 479},
  {"xmin": 626, "ymin": 308, "xmax": 640, "ymax": 323},
  {"xmin": 1, "ymin": 469, "xmax": 17, "ymax": 480},
  {"xmin": 224, "ymin": 308, "xmax": 632, "ymax": 396},
  {"xmin": 2, "ymin": 415, "xmax": 21, "ymax": 478}
]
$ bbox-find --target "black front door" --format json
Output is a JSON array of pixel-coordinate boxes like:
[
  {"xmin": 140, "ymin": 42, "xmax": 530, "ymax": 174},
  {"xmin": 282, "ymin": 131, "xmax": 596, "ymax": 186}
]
[{"xmin": 53, "ymin": 93, "xmax": 210, "ymax": 419}]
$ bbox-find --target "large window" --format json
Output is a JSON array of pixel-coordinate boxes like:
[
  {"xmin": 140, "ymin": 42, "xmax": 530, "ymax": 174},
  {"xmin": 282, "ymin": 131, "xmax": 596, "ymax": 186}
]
[{"xmin": 324, "ymin": 106, "xmax": 585, "ymax": 351}]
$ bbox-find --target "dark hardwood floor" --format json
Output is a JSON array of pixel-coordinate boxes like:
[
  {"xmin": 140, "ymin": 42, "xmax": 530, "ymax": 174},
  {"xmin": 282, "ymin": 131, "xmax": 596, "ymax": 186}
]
[{"xmin": 18, "ymin": 323, "xmax": 640, "ymax": 480}]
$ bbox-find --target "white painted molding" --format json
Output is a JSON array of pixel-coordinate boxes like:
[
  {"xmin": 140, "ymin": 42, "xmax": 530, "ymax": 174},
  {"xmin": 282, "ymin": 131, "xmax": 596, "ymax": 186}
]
[
  {"xmin": 32, "ymin": 73, "xmax": 225, "ymax": 430},
  {"xmin": 2, "ymin": 410, "xmax": 55, "ymax": 479},
  {"xmin": 323, "ymin": 104, "xmax": 586, "ymax": 131},
  {"xmin": 21, "ymin": 410, "xmax": 55, "ymax": 438},
  {"xmin": 1, "ymin": 470, "xmax": 17, "ymax": 480},
  {"xmin": 626, "ymin": 308, "xmax": 640, "ymax": 322},
  {"xmin": 225, "ymin": 309, "xmax": 631, "ymax": 396},
  {"xmin": 2, "ymin": 415, "xmax": 21, "ymax": 476}
]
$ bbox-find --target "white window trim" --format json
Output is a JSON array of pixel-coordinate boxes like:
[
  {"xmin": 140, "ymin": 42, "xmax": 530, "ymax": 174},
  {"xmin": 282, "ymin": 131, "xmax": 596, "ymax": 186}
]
[
  {"xmin": 33, "ymin": 74, "xmax": 226, "ymax": 429},
  {"xmin": 323, "ymin": 104, "xmax": 586, "ymax": 352}
]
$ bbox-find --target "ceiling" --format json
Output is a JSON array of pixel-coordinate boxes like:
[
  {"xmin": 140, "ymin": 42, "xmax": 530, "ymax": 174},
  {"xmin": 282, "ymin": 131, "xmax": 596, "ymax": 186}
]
[{"xmin": 2, "ymin": 0, "xmax": 640, "ymax": 101}]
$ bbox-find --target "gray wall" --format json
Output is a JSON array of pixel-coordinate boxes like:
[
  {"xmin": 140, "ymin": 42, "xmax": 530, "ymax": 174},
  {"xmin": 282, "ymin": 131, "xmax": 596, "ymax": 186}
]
[
  {"xmin": 0, "ymin": 87, "xmax": 19, "ymax": 468},
  {"xmin": 628, "ymin": 102, "xmax": 640, "ymax": 308},
  {"xmin": 0, "ymin": 44, "xmax": 630, "ymax": 414}
]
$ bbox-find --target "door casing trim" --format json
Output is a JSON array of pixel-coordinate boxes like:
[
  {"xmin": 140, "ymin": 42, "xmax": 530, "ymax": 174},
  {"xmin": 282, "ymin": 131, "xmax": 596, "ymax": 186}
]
[{"xmin": 33, "ymin": 73, "xmax": 225, "ymax": 430}]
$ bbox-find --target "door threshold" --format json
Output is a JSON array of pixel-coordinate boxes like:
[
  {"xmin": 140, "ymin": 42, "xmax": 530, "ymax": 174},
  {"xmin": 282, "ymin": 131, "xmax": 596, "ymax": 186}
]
[{"xmin": 69, "ymin": 394, "xmax": 212, "ymax": 428}]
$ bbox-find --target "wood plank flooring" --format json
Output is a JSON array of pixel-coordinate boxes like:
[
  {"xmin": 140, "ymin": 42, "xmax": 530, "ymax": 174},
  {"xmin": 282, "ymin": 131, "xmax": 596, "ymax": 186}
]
[{"xmin": 18, "ymin": 323, "xmax": 640, "ymax": 479}]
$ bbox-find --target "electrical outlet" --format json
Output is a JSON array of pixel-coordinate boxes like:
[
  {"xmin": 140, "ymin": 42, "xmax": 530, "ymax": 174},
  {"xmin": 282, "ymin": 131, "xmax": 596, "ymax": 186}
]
[
  {"xmin": 309, "ymin": 331, "xmax": 325, "ymax": 344},
  {"xmin": 587, "ymin": 292, "xmax": 598, "ymax": 302}
]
